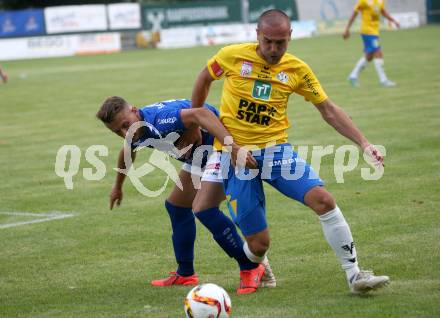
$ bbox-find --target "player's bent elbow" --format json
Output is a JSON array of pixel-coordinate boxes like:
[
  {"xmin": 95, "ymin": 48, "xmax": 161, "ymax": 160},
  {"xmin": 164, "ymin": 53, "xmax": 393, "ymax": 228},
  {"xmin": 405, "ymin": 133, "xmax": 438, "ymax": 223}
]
[
  {"xmin": 194, "ymin": 108, "xmax": 213, "ymax": 124},
  {"xmin": 182, "ymin": 108, "xmax": 208, "ymax": 128}
]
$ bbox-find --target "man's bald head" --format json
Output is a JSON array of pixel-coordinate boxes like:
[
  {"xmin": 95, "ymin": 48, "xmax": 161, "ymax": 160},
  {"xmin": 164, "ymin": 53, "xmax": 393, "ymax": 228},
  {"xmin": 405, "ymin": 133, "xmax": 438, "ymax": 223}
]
[{"xmin": 257, "ymin": 9, "xmax": 291, "ymax": 29}]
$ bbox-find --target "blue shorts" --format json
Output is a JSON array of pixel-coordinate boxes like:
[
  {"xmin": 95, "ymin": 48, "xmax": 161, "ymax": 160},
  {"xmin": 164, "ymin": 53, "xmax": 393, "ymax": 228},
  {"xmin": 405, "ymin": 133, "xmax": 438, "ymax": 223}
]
[
  {"xmin": 361, "ymin": 34, "xmax": 381, "ymax": 54},
  {"xmin": 221, "ymin": 143, "xmax": 324, "ymax": 236}
]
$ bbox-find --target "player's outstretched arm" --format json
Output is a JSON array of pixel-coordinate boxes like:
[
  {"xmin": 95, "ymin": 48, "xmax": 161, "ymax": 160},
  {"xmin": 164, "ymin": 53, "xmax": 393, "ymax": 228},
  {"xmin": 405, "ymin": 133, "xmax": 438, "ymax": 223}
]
[
  {"xmin": 381, "ymin": 9, "xmax": 400, "ymax": 28},
  {"xmin": 314, "ymin": 99, "xmax": 384, "ymax": 166},
  {"xmin": 180, "ymin": 108, "xmax": 257, "ymax": 169},
  {"xmin": 343, "ymin": 11, "xmax": 358, "ymax": 39},
  {"xmin": 110, "ymin": 147, "xmax": 136, "ymax": 209}
]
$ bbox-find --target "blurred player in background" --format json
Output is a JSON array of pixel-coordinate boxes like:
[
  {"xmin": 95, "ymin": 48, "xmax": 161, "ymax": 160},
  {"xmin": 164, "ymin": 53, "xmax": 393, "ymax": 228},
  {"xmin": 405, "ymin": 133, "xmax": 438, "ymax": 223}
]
[
  {"xmin": 0, "ymin": 65, "xmax": 8, "ymax": 83},
  {"xmin": 96, "ymin": 97, "xmax": 276, "ymax": 289},
  {"xmin": 189, "ymin": 9, "xmax": 390, "ymax": 295},
  {"xmin": 343, "ymin": 0, "xmax": 400, "ymax": 87}
]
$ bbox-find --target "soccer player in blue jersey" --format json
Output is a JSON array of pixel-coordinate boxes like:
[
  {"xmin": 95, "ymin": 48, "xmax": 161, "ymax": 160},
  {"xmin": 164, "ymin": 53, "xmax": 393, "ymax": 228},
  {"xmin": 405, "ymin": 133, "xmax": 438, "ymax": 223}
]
[{"xmin": 96, "ymin": 96, "xmax": 276, "ymax": 287}]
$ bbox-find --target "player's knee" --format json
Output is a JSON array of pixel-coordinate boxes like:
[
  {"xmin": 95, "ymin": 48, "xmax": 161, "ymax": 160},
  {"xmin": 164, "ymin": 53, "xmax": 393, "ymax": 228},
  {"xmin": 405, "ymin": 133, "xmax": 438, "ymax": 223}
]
[
  {"xmin": 191, "ymin": 192, "xmax": 207, "ymax": 213},
  {"xmin": 192, "ymin": 201, "xmax": 201, "ymax": 213},
  {"xmin": 248, "ymin": 238, "xmax": 270, "ymax": 257},
  {"xmin": 306, "ymin": 188, "xmax": 336, "ymax": 214},
  {"xmin": 192, "ymin": 201, "xmax": 217, "ymax": 214},
  {"xmin": 315, "ymin": 192, "xmax": 336, "ymax": 214}
]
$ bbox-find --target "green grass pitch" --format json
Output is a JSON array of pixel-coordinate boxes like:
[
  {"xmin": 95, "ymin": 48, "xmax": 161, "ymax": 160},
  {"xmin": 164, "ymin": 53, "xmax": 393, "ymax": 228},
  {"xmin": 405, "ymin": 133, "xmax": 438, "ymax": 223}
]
[{"xmin": 0, "ymin": 26, "xmax": 439, "ymax": 317}]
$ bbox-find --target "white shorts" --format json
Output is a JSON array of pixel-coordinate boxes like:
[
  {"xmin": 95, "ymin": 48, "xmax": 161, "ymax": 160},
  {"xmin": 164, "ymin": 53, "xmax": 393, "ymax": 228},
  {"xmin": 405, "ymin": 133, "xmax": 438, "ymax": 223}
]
[{"xmin": 181, "ymin": 151, "xmax": 223, "ymax": 183}]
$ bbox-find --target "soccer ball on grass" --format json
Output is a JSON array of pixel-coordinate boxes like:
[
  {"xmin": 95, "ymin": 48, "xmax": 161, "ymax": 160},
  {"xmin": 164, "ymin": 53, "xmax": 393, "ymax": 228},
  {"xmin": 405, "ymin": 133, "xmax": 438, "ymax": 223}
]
[{"xmin": 184, "ymin": 283, "xmax": 232, "ymax": 318}]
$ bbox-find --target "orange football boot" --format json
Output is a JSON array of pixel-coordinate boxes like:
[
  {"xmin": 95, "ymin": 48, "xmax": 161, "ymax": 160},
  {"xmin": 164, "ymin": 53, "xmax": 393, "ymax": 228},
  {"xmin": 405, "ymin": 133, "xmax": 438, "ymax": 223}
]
[
  {"xmin": 237, "ymin": 264, "xmax": 265, "ymax": 294},
  {"xmin": 151, "ymin": 272, "xmax": 199, "ymax": 286}
]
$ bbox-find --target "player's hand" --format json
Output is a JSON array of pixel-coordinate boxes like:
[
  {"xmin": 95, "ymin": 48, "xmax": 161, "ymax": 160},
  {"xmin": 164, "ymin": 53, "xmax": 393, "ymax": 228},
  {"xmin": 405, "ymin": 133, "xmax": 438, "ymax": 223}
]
[
  {"xmin": 231, "ymin": 144, "xmax": 257, "ymax": 169},
  {"xmin": 363, "ymin": 144, "xmax": 384, "ymax": 167},
  {"xmin": 394, "ymin": 20, "xmax": 401, "ymax": 29},
  {"xmin": 176, "ymin": 127, "xmax": 202, "ymax": 158},
  {"xmin": 109, "ymin": 185, "xmax": 123, "ymax": 210},
  {"xmin": 343, "ymin": 30, "xmax": 350, "ymax": 40}
]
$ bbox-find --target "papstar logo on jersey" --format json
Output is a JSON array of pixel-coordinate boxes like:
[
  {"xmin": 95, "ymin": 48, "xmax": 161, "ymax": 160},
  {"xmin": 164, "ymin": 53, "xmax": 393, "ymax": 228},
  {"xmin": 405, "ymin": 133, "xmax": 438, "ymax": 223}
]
[
  {"xmin": 252, "ymin": 80, "xmax": 272, "ymax": 101},
  {"xmin": 236, "ymin": 98, "xmax": 277, "ymax": 126},
  {"xmin": 240, "ymin": 61, "xmax": 252, "ymax": 77}
]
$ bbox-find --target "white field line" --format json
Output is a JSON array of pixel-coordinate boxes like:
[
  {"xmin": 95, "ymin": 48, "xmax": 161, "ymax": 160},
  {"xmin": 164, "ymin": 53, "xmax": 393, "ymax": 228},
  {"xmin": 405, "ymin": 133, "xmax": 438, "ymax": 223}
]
[{"xmin": 0, "ymin": 212, "xmax": 74, "ymax": 229}]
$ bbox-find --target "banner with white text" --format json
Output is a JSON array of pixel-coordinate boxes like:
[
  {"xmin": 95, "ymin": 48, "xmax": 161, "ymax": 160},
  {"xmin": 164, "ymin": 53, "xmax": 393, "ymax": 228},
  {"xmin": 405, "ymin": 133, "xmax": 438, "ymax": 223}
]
[
  {"xmin": 108, "ymin": 3, "xmax": 141, "ymax": 30},
  {"xmin": 0, "ymin": 32, "xmax": 120, "ymax": 60},
  {"xmin": 45, "ymin": 5, "xmax": 107, "ymax": 34}
]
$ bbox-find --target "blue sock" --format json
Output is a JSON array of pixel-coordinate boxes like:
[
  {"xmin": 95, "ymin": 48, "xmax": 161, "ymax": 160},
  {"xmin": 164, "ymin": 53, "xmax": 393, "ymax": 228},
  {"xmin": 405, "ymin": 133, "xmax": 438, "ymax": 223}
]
[
  {"xmin": 165, "ymin": 200, "xmax": 195, "ymax": 276},
  {"xmin": 195, "ymin": 207, "xmax": 257, "ymax": 271}
]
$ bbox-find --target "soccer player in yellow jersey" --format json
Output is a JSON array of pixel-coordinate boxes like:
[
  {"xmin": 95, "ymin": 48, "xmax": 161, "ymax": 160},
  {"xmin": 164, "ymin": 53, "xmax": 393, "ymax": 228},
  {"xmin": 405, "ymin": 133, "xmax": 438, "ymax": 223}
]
[
  {"xmin": 343, "ymin": 0, "xmax": 400, "ymax": 87},
  {"xmin": 189, "ymin": 9, "xmax": 390, "ymax": 295}
]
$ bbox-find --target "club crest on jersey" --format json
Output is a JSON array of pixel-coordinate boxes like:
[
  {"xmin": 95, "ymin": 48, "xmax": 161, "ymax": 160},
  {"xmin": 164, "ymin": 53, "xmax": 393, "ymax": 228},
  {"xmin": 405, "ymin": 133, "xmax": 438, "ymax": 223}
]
[
  {"xmin": 252, "ymin": 80, "xmax": 272, "ymax": 101},
  {"xmin": 240, "ymin": 61, "xmax": 253, "ymax": 77},
  {"xmin": 277, "ymin": 71, "xmax": 289, "ymax": 83}
]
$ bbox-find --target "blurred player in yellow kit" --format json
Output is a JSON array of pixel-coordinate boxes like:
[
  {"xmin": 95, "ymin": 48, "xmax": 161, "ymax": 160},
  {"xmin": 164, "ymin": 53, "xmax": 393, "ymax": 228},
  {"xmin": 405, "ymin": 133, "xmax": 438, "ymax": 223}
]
[
  {"xmin": 344, "ymin": 0, "xmax": 400, "ymax": 87},
  {"xmin": 188, "ymin": 9, "xmax": 390, "ymax": 295}
]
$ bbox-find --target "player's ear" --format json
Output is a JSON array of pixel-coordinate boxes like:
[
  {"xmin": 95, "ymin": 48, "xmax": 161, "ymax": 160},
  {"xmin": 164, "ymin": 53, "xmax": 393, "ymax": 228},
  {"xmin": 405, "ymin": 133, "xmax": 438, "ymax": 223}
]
[{"xmin": 256, "ymin": 29, "xmax": 263, "ymax": 42}]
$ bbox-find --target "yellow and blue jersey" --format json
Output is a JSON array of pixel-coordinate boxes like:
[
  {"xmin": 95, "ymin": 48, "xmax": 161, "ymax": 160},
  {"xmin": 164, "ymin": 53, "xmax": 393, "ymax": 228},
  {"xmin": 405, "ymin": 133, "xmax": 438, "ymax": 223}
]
[
  {"xmin": 207, "ymin": 43, "xmax": 327, "ymax": 234},
  {"xmin": 206, "ymin": 43, "xmax": 328, "ymax": 149},
  {"xmin": 355, "ymin": 0, "xmax": 385, "ymax": 36}
]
